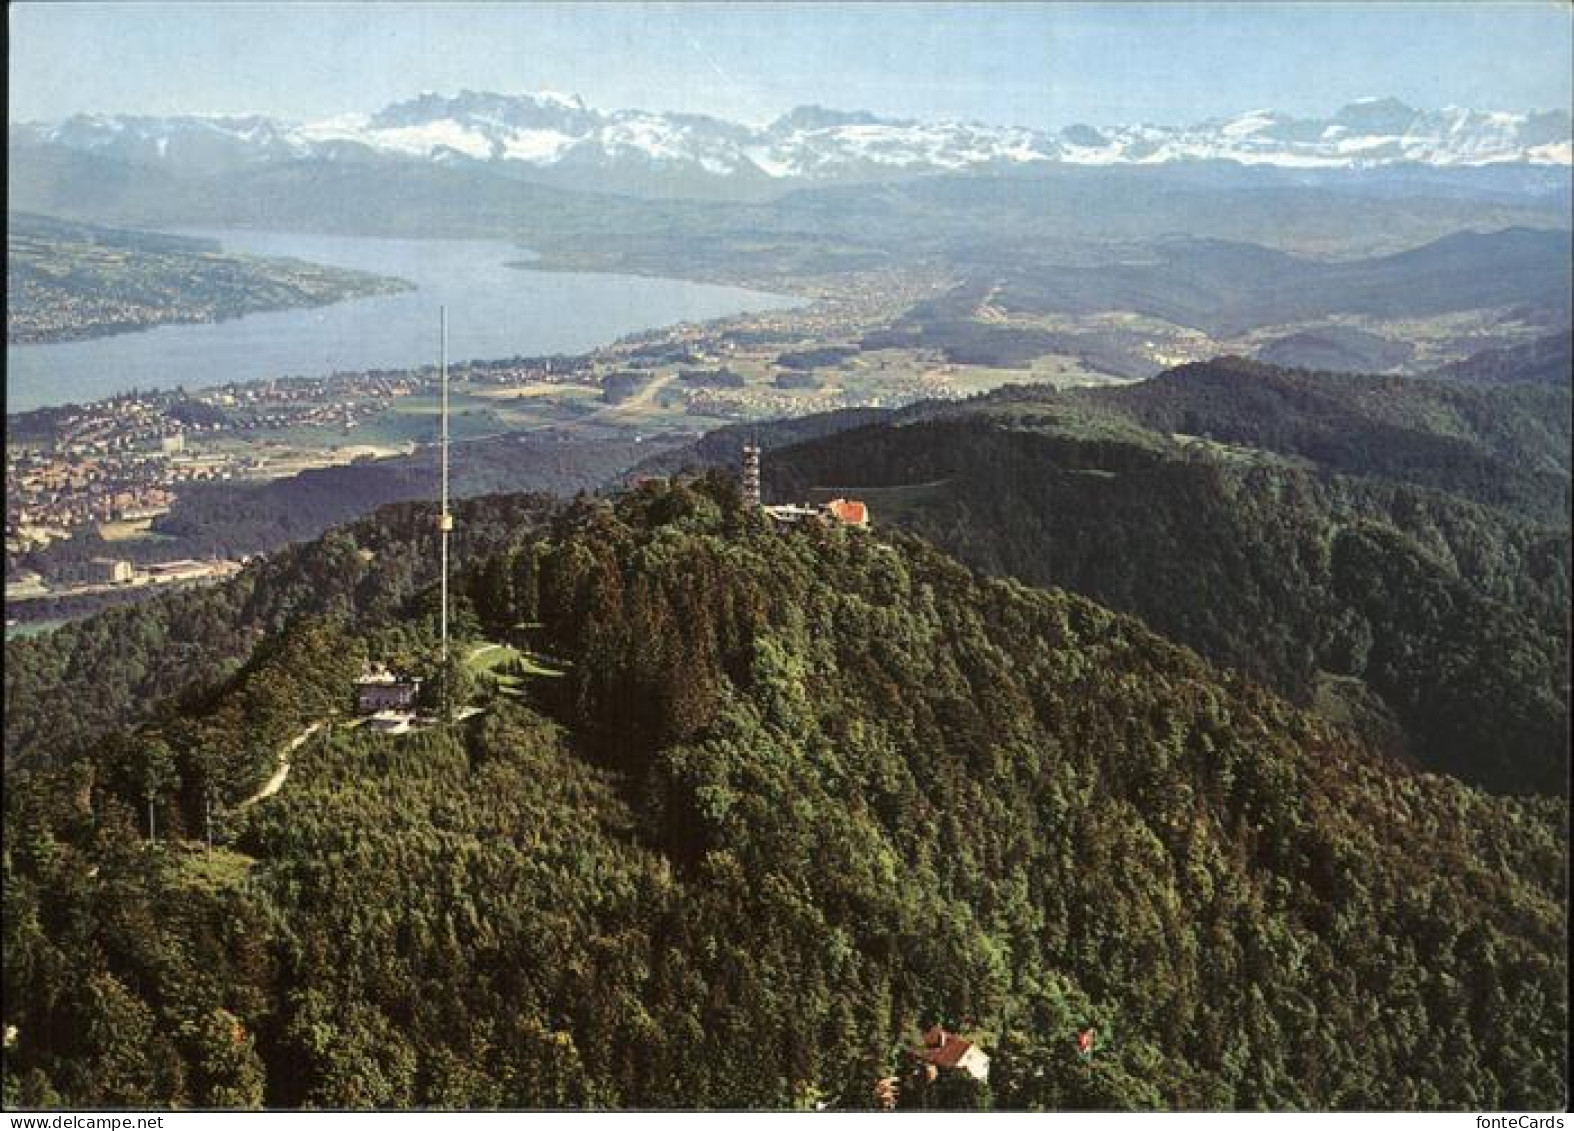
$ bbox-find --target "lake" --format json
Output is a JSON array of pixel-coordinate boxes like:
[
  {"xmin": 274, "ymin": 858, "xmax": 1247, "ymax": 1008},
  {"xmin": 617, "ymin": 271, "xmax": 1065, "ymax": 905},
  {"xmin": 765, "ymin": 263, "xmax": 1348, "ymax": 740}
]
[{"xmin": 5, "ymin": 231, "xmax": 801, "ymax": 413}]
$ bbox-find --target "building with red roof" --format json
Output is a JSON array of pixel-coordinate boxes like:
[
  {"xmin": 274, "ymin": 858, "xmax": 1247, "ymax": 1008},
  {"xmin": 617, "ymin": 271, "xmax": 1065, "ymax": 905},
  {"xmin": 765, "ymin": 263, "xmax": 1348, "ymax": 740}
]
[
  {"xmin": 915, "ymin": 1025, "xmax": 990, "ymax": 1082},
  {"xmin": 823, "ymin": 498, "xmax": 868, "ymax": 527}
]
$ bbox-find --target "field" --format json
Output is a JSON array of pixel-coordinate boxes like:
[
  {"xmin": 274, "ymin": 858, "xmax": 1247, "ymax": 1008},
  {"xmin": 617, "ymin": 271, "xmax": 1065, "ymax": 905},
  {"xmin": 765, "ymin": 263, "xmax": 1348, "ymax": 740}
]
[
  {"xmin": 96, "ymin": 517, "xmax": 176, "ymax": 542},
  {"xmin": 468, "ymin": 382, "xmax": 602, "ymax": 400}
]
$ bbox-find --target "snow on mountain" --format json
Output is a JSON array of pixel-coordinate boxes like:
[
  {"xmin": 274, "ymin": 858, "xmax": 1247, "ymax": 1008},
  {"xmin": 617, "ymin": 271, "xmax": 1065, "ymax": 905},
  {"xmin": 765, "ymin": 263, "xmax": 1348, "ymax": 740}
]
[
  {"xmin": 753, "ymin": 113, "xmax": 1061, "ymax": 176},
  {"xmin": 13, "ymin": 113, "xmax": 310, "ymax": 174},
  {"xmin": 587, "ymin": 110, "xmax": 757, "ymax": 176},
  {"xmin": 11, "ymin": 93, "xmax": 1571, "ymax": 186}
]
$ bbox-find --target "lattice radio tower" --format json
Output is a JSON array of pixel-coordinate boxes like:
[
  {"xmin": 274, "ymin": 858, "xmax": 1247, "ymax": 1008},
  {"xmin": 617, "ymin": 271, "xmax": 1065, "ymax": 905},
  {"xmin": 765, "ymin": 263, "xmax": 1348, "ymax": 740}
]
[
  {"xmin": 438, "ymin": 308, "xmax": 454, "ymax": 704},
  {"xmin": 741, "ymin": 441, "xmax": 762, "ymax": 508}
]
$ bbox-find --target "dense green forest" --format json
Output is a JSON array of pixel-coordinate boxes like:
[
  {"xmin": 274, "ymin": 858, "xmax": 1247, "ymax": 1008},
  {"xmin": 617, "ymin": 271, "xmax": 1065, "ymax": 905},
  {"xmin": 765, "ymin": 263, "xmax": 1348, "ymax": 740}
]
[
  {"xmin": 3, "ymin": 477, "xmax": 1567, "ymax": 1109},
  {"xmin": 746, "ymin": 361, "xmax": 1570, "ymax": 796},
  {"xmin": 4, "ymin": 494, "xmax": 557, "ymax": 772}
]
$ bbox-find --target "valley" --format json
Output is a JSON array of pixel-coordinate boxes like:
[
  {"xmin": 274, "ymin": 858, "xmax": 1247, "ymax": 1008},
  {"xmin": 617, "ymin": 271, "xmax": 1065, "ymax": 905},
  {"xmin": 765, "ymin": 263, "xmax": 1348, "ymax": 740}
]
[
  {"xmin": 9, "ymin": 216, "xmax": 1567, "ymax": 610},
  {"xmin": 6, "ymin": 256, "xmax": 1136, "ymax": 608}
]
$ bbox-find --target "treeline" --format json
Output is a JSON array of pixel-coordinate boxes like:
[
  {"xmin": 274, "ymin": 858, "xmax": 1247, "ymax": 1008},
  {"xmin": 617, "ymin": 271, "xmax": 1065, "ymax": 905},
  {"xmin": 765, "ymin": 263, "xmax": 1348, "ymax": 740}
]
[
  {"xmin": 5, "ymin": 476, "xmax": 1564, "ymax": 1108},
  {"xmin": 8, "ymin": 211, "xmax": 219, "ymax": 255},
  {"xmin": 987, "ymin": 229, "xmax": 1572, "ymax": 337},
  {"xmin": 624, "ymin": 406, "xmax": 890, "ymax": 485}
]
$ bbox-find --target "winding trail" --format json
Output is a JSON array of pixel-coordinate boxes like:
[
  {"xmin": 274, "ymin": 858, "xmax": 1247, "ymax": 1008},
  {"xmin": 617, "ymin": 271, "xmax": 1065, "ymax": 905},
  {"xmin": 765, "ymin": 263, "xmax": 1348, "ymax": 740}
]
[{"xmin": 238, "ymin": 720, "xmax": 327, "ymax": 810}]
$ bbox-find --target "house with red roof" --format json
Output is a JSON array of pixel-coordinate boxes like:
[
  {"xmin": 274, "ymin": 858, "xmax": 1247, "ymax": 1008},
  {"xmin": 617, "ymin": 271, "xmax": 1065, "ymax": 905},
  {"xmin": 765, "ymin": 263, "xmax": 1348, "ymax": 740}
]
[
  {"xmin": 915, "ymin": 1025, "xmax": 990, "ymax": 1082},
  {"xmin": 822, "ymin": 498, "xmax": 869, "ymax": 527}
]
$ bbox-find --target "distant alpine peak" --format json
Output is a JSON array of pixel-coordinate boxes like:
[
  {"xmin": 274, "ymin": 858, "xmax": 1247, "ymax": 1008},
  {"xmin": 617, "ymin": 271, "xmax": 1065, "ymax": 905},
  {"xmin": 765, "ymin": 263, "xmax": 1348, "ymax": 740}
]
[
  {"xmin": 768, "ymin": 105, "xmax": 889, "ymax": 132},
  {"xmin": 12, "ymin": 91, "xmax": 1571, "ymax": 184}
]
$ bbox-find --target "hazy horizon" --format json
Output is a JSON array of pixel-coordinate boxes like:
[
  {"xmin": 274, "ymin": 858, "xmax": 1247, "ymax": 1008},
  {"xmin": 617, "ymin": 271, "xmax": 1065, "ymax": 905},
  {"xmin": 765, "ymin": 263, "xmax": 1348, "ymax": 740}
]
[
  {"xmin": 10, "ymin": 86, "xmax": 1574, "ymax": 133},
  {"xmin": 10, "ymin": 2, "xmax": 1573, "ymax": 129}
]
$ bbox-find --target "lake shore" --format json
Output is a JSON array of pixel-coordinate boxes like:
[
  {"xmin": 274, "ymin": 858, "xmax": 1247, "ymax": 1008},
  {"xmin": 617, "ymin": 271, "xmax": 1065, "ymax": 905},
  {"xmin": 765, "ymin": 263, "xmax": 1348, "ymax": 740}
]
[{"xmin": 6, "ymin": 229, "xmax": 801, "ymax": 413}]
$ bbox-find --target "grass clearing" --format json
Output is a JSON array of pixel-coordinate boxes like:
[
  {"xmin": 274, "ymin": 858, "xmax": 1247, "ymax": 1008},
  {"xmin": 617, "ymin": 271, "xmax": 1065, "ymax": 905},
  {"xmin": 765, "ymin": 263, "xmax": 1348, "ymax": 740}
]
[
  {"xmin": 466, "ymin": 641, "xmax": 519, "ymax": 673},
  {"xmin": 5, "ymin": 618, "xmax": 70, "ymax": 640},
  {"xmin": 97, "ymin": 518, "xmax": 176, "ymax": 542},
  {"xmin": 467, "ymin": 638, "xmax": 566, "ymax": 683},
  {"xmin": 1172, "ymin": 433, "xmax": 1317, "ymax": 470},
  {"xmin": 468, "ymin": 382, "xmax": 602, "ymax": 400},
  {"xmin": 174, "ymin": 845, "xmax": 257, "ymax": 894}
]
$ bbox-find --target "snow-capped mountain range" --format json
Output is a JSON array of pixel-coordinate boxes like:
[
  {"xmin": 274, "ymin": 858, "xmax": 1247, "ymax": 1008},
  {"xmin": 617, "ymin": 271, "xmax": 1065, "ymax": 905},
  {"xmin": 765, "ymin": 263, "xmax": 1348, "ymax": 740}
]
[{"xmin": 12, "ymin": 92, "xmax": 1572, "ymax": 189}]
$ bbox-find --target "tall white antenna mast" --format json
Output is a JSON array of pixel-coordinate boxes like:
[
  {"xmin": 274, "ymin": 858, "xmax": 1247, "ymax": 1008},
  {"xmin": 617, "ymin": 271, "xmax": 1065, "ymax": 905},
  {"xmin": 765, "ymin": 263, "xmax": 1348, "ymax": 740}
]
[{"xmin": 439, "ymin": 307, "xmax": 452, "ymax": 673}]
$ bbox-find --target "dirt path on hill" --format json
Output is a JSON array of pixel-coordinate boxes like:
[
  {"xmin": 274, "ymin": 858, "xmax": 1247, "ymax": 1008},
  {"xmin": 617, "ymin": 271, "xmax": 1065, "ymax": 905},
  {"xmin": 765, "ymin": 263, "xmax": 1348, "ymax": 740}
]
[{"xmin": 238, "ymin": 720, "xmax": 327, "ymax": 809}]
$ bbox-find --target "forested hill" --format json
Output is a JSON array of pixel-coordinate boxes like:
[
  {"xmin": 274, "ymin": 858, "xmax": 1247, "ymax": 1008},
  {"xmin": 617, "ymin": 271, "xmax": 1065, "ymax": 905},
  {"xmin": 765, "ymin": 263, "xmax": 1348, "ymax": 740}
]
[
  {"xmin": 1426, "ymin": 330, "xmax": 1573, "ymax": 388},
  {"xmin": 995, "ymin": 358, "xmax": 1571, "ymax": 521},
  {"xmin": 758, "ymin": 361, "xmax": 1571, "ymax": 796},
  {"xmin": 3, "ymin": 493, "xmax": 559, "ymax": 772},
  {"xmin": 3, "ymin": 476, "xmax": 1566, "ymax": 1109}
]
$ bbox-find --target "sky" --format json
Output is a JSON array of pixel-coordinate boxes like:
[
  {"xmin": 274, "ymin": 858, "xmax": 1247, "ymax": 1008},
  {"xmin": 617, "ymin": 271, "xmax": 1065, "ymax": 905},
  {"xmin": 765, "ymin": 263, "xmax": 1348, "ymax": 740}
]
[{"xmin": 9, "ymin": 2, "xmax": 1573, "ymax": 128}]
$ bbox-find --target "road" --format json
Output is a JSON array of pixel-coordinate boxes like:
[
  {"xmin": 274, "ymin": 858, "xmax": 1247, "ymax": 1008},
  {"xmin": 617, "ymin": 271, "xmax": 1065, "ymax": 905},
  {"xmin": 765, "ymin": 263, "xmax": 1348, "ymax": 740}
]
[{"xmin": 5, "ymin": 562, "xmax": 243, "ymax": 603}]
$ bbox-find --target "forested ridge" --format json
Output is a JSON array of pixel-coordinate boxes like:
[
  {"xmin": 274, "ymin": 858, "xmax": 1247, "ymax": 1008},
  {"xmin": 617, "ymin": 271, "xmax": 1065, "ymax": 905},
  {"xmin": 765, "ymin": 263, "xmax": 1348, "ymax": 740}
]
[
  {"xmin": 987, "ymin": 358, "xmax": 1572, "ymax": 521},
  {"xmin": 1426, "ymin": 330, "xmax": 1572, "ymax": 388},
  {"xmin": 756, "ymin": 359, "xmax": 1571, "ymax": 796},
  {"xmin": 3, "ymin": 477, "xmax": 1567, "ymax": 1109}
]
